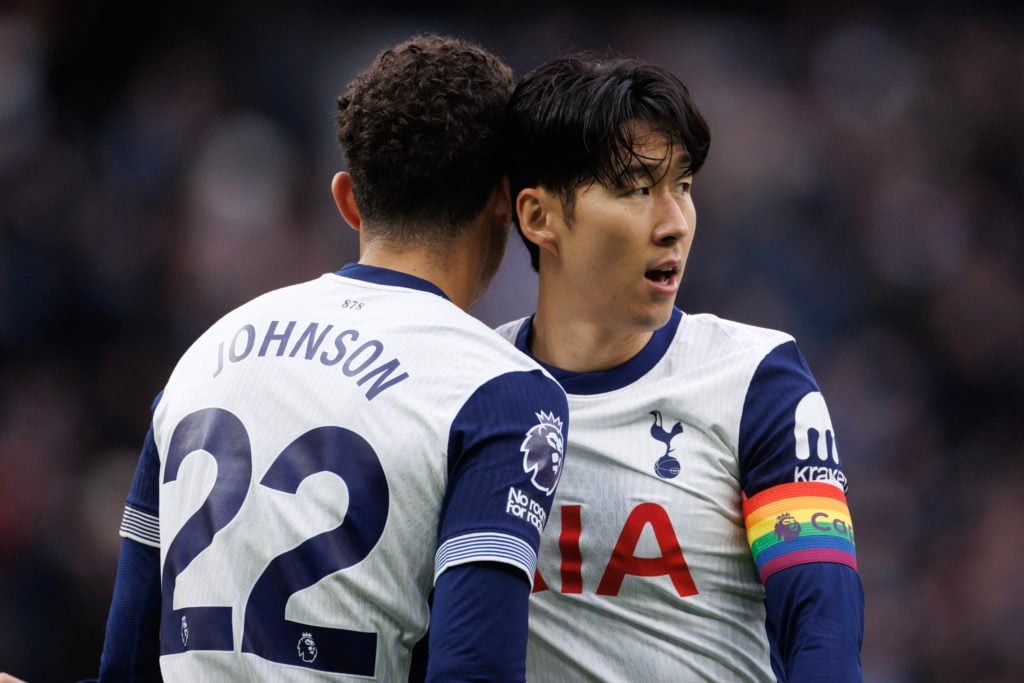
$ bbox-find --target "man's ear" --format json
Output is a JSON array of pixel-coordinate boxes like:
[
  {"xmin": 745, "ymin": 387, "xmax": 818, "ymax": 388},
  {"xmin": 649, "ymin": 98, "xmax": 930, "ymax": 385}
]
[
  {"xmin": 332, "ymin": 172, "xmax": 362, "ymax": 231},
  {"xmin": 516, "ymin": 187, "xmax": 561, "ymax": 257}
]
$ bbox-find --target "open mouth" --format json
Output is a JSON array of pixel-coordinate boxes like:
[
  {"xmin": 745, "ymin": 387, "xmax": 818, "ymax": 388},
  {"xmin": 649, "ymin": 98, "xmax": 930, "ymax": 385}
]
[{"xmin": 645, "ymin": 267, "xmax": 678, "ymax": 285}]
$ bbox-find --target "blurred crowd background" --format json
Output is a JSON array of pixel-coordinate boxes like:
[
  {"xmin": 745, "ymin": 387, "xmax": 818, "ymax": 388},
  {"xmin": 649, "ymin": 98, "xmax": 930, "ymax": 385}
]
[{"xmin": 1, "ymin": 1, "xmax": 1022, "ymax": 681}]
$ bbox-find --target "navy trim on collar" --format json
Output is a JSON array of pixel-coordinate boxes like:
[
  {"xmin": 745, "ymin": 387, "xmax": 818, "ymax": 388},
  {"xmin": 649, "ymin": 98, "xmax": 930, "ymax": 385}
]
[
  {"xmin": 514, "ymin": 307, "xmax": 683, "ymax": 395},
  {"xmin": 336, "ymin": 263, "xmax": 450, "ymax": 300}
]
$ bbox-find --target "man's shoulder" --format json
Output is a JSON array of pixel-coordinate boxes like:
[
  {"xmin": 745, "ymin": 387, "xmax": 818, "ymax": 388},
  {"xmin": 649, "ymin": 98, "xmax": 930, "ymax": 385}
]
[
  {"xmin": 679, "ymin": 311, "xmax": 794, "ymax": 355},
  {"xmin": 493, "ymin": 316, "xmax": 529, "ymax": 344}
]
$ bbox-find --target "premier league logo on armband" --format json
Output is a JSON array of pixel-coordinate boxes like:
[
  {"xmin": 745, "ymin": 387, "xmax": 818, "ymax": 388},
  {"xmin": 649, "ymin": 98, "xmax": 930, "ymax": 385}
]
[
  {"xmin": 297, "ymin": 632, "xmax": 318, "ymax": 664},
  {"xmin": 649, "ymin": 410, "xmax": 684, "ymax": 479},
  {"xmin": 774, "ymin": 513, "xmax": 802, "ymax": 541},
  {"xmin": 521, "ymin": 411, "xmax": 565, "ymax": 495}
]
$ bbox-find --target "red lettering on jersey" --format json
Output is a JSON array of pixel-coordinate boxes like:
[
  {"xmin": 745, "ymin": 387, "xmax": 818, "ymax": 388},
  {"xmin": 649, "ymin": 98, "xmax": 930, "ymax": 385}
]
[
  {"xmin": 533, "ymin": 567, "xmax": 548, "ymax": 592},
  {"xmin": 559, "ymin": 505, "xmax": 583, "ymax": 593},
  {"xmin": 595, "ymin": 502, "xmax": 698, "ymax": 598},
  {"xmin": 533, "ymin": 504, "xmax": 582, "ymax": 593}
]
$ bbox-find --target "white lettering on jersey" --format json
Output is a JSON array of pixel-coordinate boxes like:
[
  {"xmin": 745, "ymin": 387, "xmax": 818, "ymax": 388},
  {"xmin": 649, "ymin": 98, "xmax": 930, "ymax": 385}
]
[
  {"xmin": 794, "ymin": 465, "xmax": 848, "ymax": 491},
  {"xmin": 507, "ymin": 486, "xmax": 547, "ymax": 534}
]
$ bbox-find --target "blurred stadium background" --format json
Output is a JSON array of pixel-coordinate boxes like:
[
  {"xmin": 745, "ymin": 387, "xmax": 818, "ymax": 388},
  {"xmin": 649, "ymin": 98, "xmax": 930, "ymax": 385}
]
[{"xmin": 1, "ymin": 1, "xmax": 1022, "ymax": 680}]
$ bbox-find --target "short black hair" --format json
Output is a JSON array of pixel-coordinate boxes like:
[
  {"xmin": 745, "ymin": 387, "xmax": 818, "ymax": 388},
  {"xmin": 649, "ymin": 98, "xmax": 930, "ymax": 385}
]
[
  {"xmin": 506, "ymin": 52, "xmax": 711, "ymax": 270},
  {"xmin": 336, "ymin": 34, "xmax": 515, "ymax": 243}
]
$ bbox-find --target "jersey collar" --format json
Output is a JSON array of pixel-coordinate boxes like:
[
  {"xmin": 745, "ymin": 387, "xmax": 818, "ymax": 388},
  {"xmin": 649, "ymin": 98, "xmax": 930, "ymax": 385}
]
[
  {"xmin": 513, "ymin": 307, "xmax": 683, "ymax": 395},
  {"xmin": 336, "ymin": 263, "xmax": 450, "ymax": 300}
]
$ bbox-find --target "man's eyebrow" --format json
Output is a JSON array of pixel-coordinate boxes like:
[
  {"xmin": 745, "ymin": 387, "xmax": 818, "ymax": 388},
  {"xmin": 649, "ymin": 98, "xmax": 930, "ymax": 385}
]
[
  {"xmin": 669, "ymin": 152, "xmax": 694, "ymax": 175},
  {"xmin": 618, "ymin": 159, "xmax": 661, "ymax": 183}
]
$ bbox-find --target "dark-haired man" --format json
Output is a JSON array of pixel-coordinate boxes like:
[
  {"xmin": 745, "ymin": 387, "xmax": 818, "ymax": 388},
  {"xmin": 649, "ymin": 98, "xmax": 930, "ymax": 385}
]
[
  {"xmin": 498, "ymin": 53, "xmax": 863, "ymax": 681},
  {"xmin": 77, "ymin": 34, "xmax": 568, "ymax": 682}
]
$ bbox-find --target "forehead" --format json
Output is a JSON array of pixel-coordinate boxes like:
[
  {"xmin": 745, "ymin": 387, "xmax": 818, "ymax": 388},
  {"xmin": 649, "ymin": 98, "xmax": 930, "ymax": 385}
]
[
  {"xmin": 612, "ymin": 122, "xmax": 690, "ymax": 181},
  {"xmin": 624, "ymin": 121, "xmax": 681, "ymax": 156},
  {"xmin": 568, "ymin": 120, "xmax": 689, "ymax": 201}
]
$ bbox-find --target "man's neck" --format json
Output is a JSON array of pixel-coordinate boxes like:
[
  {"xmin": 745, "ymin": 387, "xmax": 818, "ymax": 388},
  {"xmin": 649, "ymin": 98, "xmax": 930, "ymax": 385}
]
[
  {"xmin": 530, "ymin": 302, "xmax": 654, "ymax": 373},
  {"xmin": 358, "ymin": 242, "xmax": 478, "ymax": 311}
]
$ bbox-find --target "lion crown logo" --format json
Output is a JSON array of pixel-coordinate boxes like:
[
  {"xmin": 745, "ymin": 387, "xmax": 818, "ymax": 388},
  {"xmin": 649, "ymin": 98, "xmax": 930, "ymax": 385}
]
[
  {"xmin": 774, "ymin": 513, "xmax": 802, "ymax": 541},
  {"xmin": 297, "ymin": 632, "xmax": 318, "ymax": 664},
  {"xmin": 521, "ymin": 411, "xmax": 565, "ymax": 495}
]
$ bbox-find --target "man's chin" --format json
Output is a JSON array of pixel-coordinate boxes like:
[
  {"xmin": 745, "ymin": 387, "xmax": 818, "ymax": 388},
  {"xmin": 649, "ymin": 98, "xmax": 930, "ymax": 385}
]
[{"xmin": 636, "ymin": 303, "xmax": 676, "ymax": 332}]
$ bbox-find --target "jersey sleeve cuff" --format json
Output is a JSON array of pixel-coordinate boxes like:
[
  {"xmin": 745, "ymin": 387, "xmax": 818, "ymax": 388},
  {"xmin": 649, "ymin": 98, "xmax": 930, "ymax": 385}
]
[
  {"xmin": 434, "ymin": 532, "xmax": 536, "ymax": 587},
  {"xmin": 118, "ymin": 504, "xmax": 160, "ymax": 548}
]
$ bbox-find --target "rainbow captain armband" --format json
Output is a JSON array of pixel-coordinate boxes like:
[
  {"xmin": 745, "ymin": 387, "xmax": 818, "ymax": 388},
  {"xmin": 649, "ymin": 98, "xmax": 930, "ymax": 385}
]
[{"xmin": 743, "ymin": 481, "xmax": 857, "ymax": 583}]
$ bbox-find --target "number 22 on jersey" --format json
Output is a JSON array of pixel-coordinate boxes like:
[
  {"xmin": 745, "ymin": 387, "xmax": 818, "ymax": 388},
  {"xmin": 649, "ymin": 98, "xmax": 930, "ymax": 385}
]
[{"xmin": 160, "ymin": 407, "xmax": 389, "ymax": 676}]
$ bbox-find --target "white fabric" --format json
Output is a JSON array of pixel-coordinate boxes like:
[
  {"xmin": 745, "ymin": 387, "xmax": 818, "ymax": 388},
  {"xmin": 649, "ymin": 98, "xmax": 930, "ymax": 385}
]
[{"xmin": 497, "ymin": 313, "xmax": 793, "ymax": 683}]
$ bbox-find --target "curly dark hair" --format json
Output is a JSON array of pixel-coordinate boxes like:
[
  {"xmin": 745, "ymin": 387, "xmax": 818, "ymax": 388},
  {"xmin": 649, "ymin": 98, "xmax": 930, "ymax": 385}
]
[
  {"xmin": 506, "ymin": 52, "xmax": 712, "ymax": 271},
  {"xmin": 336, "ymin": 34, "xmax": 514, "ymax": 242}
]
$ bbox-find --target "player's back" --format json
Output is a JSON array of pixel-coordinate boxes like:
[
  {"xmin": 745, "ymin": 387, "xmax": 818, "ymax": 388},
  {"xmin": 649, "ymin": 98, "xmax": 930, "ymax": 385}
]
[{"xmin": 152, "ymin": 266, "xmax": 553, "ymax": 681}]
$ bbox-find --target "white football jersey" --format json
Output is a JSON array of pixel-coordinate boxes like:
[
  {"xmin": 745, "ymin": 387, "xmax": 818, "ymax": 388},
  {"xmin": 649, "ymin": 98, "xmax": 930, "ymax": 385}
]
[
  {"xmin": 118, "ymin": 264, "xmax": 568, "ymax": 681},
  {"xmin": 496, "ymin": 308, "xmax": 856, "ymax": 683}
]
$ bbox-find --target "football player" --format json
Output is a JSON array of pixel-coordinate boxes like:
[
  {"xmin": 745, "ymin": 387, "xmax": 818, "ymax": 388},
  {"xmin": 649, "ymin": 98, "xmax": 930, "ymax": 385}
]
[
  {"xmin": 77, "ymin": 34, "xmax": 569, "ymax": 682},
  {"xmin": 497, "ymin": 52, "xmax": 863, "ymax": 681}
]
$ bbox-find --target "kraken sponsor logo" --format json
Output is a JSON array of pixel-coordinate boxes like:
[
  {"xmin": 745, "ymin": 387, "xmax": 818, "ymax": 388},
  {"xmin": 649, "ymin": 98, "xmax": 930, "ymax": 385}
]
[
  {"xmin": 794, "ymin": 392, "xmax": 840, "ymax": 464},
  {"xmin": 793, "ymin": 465, "xmax": 848, "ymax": 491}
]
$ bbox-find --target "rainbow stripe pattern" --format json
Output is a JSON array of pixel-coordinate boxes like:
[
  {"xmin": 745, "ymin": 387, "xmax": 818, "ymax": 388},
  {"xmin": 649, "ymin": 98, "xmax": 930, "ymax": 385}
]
[{"xmin": 743, "ymin": 481, "xmax": 857, "ymax": 583}]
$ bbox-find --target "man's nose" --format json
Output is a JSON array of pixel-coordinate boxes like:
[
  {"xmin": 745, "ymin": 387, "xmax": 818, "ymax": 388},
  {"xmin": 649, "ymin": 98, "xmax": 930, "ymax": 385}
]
[{"xmin": 652, "ymin": 194, "xmax": 691, "ymax": 245}]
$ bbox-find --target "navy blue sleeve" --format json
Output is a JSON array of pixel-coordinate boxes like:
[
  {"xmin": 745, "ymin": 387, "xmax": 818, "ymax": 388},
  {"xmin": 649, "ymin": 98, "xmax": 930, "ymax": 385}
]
[
  {"xmin": 82, "ymin": 423, "xmax": 163, "ymax": 682},
  {"xmin": 439, "ymin": 370, "xmax": 569, "ymax": 581},
  {"xmin": 764, "ymin": 562, "xmax": 864, "ymax": 682},
  {"xmin": 739, "ymin": 343, "xmax": 863, "ymax": 680},
  {"xmin": 127, "ymin": 425, "xmax": 161, "ymax": 511},
  {"xmin": 740, "ymin": 341, "xmax": 839, "ymax": 493},
  {"xmin": 425, "ymin": 562, "xmax": 530, "ymax": 683},
  {"xmin": 94, "ymin": 538, "xmax": 163, "ymax": 682}
]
